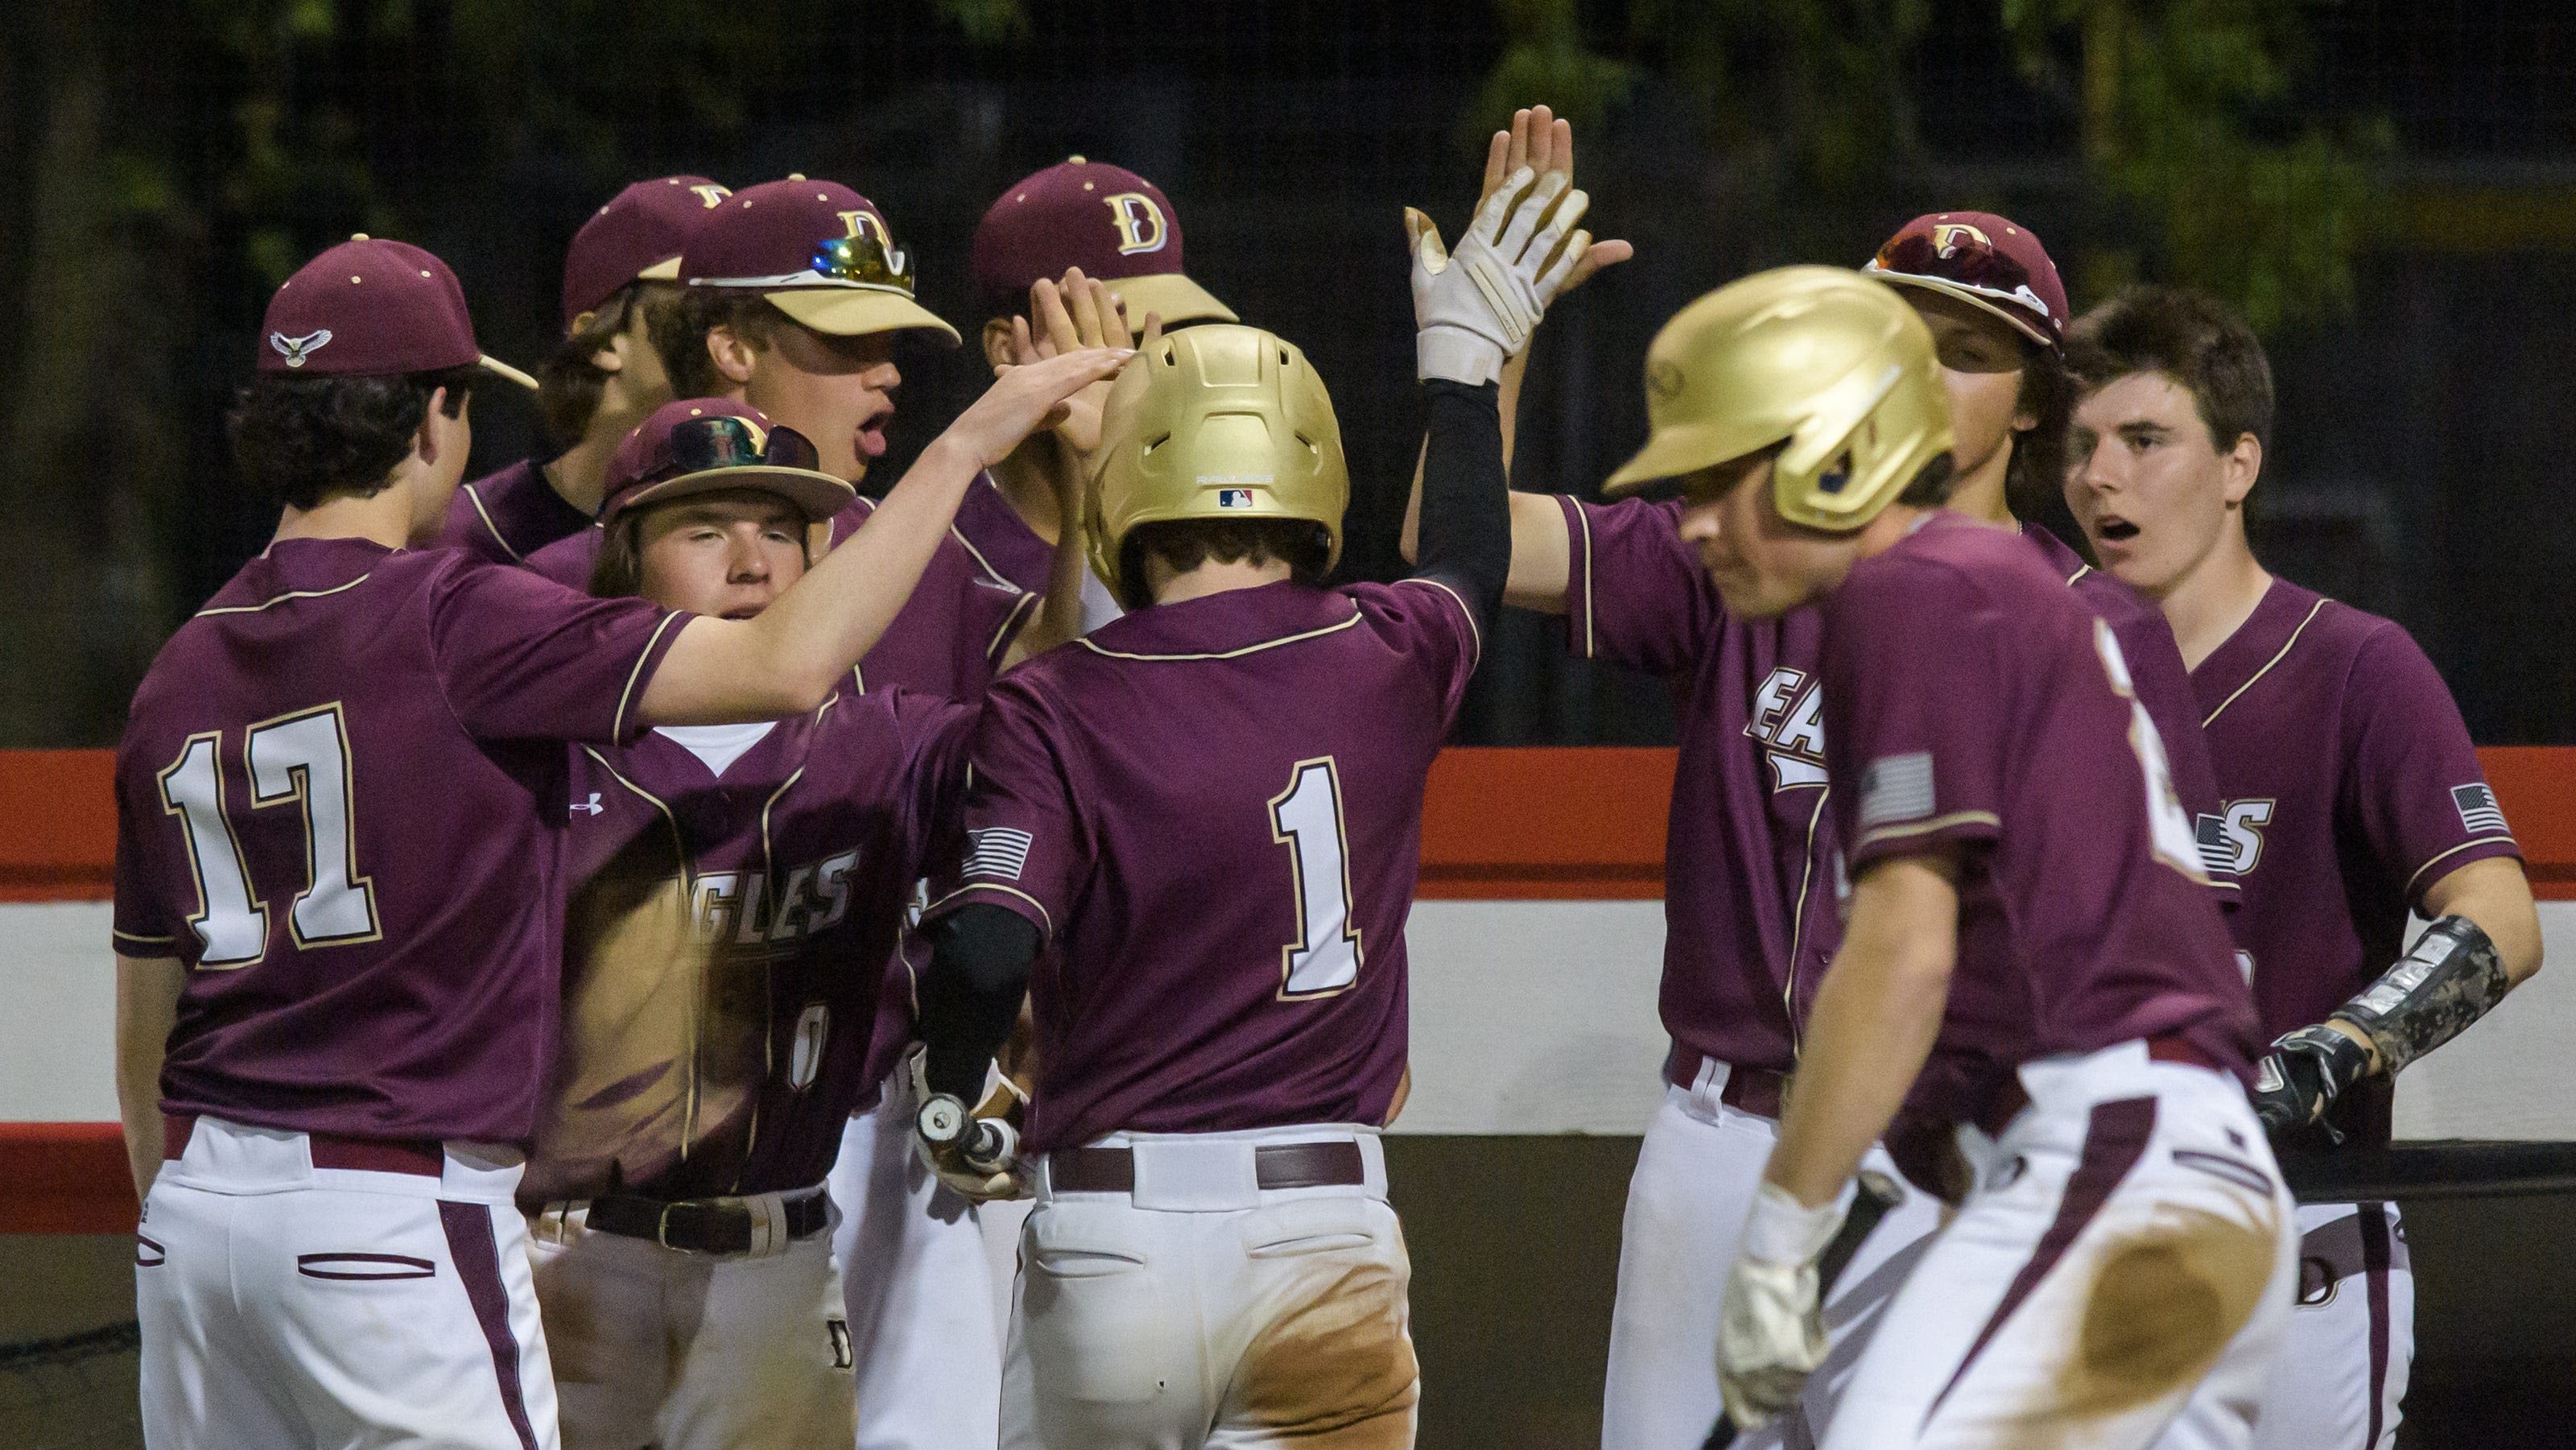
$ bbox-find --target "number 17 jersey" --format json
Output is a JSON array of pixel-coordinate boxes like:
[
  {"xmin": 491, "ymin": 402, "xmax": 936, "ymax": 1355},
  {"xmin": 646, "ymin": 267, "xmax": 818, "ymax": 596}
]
[{"xmin": 922, "ymin": 578, "xmax": 1480, "ymax": 1153}]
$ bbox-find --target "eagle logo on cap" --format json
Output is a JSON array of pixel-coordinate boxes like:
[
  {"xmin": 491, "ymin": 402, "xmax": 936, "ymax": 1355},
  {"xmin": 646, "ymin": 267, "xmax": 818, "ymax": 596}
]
[{"xmin": 270, "ymin": 329, "xmax": 332, "ymax": 368}]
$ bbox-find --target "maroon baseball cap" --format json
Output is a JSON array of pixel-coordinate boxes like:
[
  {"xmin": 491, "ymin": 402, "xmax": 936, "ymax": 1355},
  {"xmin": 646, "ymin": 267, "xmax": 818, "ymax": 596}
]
[
  {"xmin": 599, "ymin": 397, "xmax": 856, "ymax": 525},
  {"xmin": 972, "ymin": 156, "xmax": 1236, "ymax": 329},
  {"xmin": 259, "ymin": 235, "xmax": 537, "ymax": 390},
  {"xmin": 561, "ymin": 176, "xmax": 733, "ymax": 327},
  {"xmin": 1863, "ymin": 211, "xmax": 2067, "ymax": 349},
  {"xmin": 680, "ymin": 177, "xmax": 960, "ymax": 345}
]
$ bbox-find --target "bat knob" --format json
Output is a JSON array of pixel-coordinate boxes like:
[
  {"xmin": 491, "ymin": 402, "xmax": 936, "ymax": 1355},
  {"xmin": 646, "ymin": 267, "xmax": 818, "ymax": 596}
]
[{"xmin": 916, "ymin": 1093, "xmax": 972, "ymax": 1148}]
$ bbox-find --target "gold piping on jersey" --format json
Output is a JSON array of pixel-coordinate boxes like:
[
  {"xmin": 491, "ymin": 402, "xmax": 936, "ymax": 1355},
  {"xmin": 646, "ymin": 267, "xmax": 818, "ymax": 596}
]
[
  {"xmin": 2200, "ymin": 597, "xmax": 2329, "ymax": 729},
  {"xmin": 579, "ymin": 744, "xmax": 701, "ymax": 1159},
  {"xmin": 194, "ymin": 573, "xmax": 374, "ymax": 617},
  {"xmin": 1853, "ymin": 809, "xmax": 2001, "ymax": 852},
  {"xmin": 1075, "ymin": 608, "xmax": 1363, "ymax": 663},
  {"xmin": 462, "ymin": 482, "xmax": 524, "ymax": 563},
  {"xmin": 987, "ymin": 587, "xmax": 1043, "ymax": 663},
  {"xmin": 612, "ymin": 613, "xmax": 687, "ymax": 742},
  {"xmin": 1782, "ymin": 785, "xmax": 1831, "ymax": 1057},
  {"xmin": 923, "ymin": 881, "xmax": 1055, "ymax": 938},
  {"xmin": 113, "ymin": 928, "xmax": 179, "ymax": 947},
  {"xmin": 1396, "ymin": 576, "xmax": 1482, "ymax": 669},
  {"xmin": 1574, "ymin": 502, "xmax": 1597, "ymax": 659},
  {"xmin": 2403, "ymin": 834, "xmax": 2522, "ymax": 899}
]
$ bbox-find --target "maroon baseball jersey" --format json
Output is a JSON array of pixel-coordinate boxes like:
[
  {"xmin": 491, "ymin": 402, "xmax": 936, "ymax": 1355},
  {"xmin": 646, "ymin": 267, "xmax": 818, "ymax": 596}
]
[
  {"xmin": 112, "ymin": 538, "xmax": 687, "ymax": 1144},
  {"xmin": 2190, "ymin": 579, "xmax": 2520, "ymax": 1039},
  {"xmin": 522, "ymin": 688, "xmax": 973, "ymax": 1203},
  {"xmin": 438, "ymin": 457, "xmax": 592, "ymax": 566},
  {"xmin": 2023, "ymin": 523, "xmax": 2239, "ymax": 904},
  {"xmin": 1558, "ymin": 495, "xmax": 1832, "ymax": 1078},
  {"xmin": 1822, "ymin": 514, "xmax": 2256, "ymax": 1129},
  {"xmin": 522, "ymin": 477, "xmax": 1038, "ymax": 700},
  {"xmin": 923, "ymin": 577, "xmax": 1482, "ymax": 1152}
]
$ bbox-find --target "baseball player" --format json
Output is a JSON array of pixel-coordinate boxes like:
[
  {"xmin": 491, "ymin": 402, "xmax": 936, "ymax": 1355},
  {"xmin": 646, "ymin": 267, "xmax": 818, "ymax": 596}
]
[
  {"xmin": 109, "ymin": 234, "xmax": 1125, "ymax": 1448},
  {"xmin": 526, "ymin": 176, "xmax": 1078, "ymax": 692},
  {"xmin": 515, "ymin": 395, "xmax": 981, "ymax": 1450},
  {"xmin": 902, "ymin": 160, "xmax": 1594, "ymax": 1448},
  {"xmin": 439, "ymin": 176, "xmax": 733, "ymax": 565},
  {"xmin": 827, "ymin": 157, "xmax": 1248, "ymax": 1450},
  {"xmin": 1611, "ymin": 266, "xmax": 2292, "ymax": 1448},
  {"xmin": 2062, "ymin": 286, "xmax": 2545, "ymax": 1449}
]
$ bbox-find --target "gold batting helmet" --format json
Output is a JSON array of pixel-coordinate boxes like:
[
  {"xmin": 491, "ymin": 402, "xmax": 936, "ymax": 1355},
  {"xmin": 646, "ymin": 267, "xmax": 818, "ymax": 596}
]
[
  {"xmin": 1604, "ymin": 266, "xmax": 1952, "ymax": 533},
  {"xmin": 1088, "ymin": 323, "xmax": 1348, "ymax": 592}
]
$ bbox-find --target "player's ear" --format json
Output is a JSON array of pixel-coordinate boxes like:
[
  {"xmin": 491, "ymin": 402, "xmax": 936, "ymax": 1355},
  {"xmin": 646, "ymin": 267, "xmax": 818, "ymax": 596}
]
[
  {"xmin": 980, "ymin": 318, "xmax": 1017, "ymax": 374},
  {"xmin": 2222, "ymin": 432, "xmax": 2262, "ymax": 507},
  {"xmin": 412, "ymin": 388, "xmax": 449, "ymax": 466},
  {"xmin": 707, "ymin": 324, "xmax": 760, "ymax": 386}
]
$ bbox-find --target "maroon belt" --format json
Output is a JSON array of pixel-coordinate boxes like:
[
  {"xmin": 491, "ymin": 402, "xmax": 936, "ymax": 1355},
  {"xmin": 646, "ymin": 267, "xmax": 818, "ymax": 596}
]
[
  {"xmin": 1049, "ymin": 1140, "xmax": 1367, "ymax": 1195},
  {"xmin": 163, "ymin": 1112, "xmax": 445, "ymax": 1178},
  {"xmin": 1720, "ymin": 1065, "xmax": 1790, "ymax": 1119},
  {"xmin": 1973, "ymin": 1036, "xmax": 2223, "ymax": 1138}
]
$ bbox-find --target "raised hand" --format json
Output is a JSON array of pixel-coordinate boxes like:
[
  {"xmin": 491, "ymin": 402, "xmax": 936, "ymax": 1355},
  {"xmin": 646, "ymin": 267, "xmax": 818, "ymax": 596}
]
[
  {"xmin": 944, "ymin": 345, "xmax": 1133, "ymax": 471},
  {"xmin": 1480, "ymin": 104, "xmax": 1633, "ymax": 301},
  {"xmin": 1006, "ymin": 268, "xmax": 1146, "ymax": 461},
  {"xmin": 1405, "ymin": 165, "xmax": 1592, "ymax": 383}
]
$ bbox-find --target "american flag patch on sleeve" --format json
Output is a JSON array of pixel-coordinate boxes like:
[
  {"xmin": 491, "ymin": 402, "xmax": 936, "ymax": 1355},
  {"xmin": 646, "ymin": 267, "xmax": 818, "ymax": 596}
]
[
  {"xmin": 2452, "ymin": 783, "xmax": 2509, "ymax": 836},
  {"xmin": 1859, "ymin": 752, "xmax": 1935, "ymax": 829},
  {"xmin": 962, "ymin": 827, "xmax": 1034, "ymax": 881}
]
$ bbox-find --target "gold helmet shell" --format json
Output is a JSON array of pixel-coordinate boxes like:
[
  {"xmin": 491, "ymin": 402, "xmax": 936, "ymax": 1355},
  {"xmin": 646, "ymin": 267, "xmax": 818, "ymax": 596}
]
[
  {"xmin": 1087, "ymin": 323, "xmax": 1348, "ymax": 595},
  {"xmin": 1603, "ymin": 266, "xmax": 1953, "ymax": 533}
]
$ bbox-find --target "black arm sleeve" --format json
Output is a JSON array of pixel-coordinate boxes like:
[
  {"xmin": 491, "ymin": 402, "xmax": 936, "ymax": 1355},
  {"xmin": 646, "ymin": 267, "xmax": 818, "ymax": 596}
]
[
  {"xmin": 917, "ymin": 903, "xmax": 1042, "ymax": 1102},
  {"xmin": 1411, "ymin": 378, "xmax": 1509, "ymax": 626}
]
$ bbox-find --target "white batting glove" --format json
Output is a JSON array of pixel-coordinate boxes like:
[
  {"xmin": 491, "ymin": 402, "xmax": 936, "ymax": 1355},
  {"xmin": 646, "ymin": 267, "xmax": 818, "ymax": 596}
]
[
  {"xmin": 1716, "ymin": 1180, "xmax": 1849, "ymax": 1430},
  {"xmin": 907, "ymin": 1046, "xmax": 1031, "ymax": 1202},
  {"xmin": 1406, "ymin": 166, "xmax": 1592, "ymax": 384}
]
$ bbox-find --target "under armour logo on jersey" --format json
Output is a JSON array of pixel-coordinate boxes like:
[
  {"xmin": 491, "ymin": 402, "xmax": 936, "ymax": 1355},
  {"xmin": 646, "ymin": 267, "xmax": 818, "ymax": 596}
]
[
  {"xmin": 963, "ymin": 828, "xmax": 1034, "ymax": 882},
  {"xmin": 269, "ymin": 329, "xmax": 332, "ymax": 367},
  {"xmin": 2452, "ymin": 783, "xmax": 2508, "ymax": 836},
  {"xmin": 570, "ymin": 792, "xmax": 603, "ymax": 817}
]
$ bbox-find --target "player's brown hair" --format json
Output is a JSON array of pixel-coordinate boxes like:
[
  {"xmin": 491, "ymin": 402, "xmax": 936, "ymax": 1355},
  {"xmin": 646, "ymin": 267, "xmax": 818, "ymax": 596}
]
[
  {"xmin": 227, "ymin": 366, "xmax": 481, "ymax": 510},
  {"xmin": 652, "ymin": 290, "xmax": 786, "ymax": 400},
  {"xmin": 2065, "ymin": 285, "xmax": 2275, "ymax": 453},
  {"xmin": 1117, "ymin": 518, "xmax": 1333, "ymax": 611},
  {"xmin": 2004, "ymin": 345, "xmax": 2074, "ymax": 518},
  {"xmin": 539, "ymin": 282, "xmax": 686, "ymax": 445},
  {"xmin": 588, "ymin": 513, "xmax": 646, "ymax": 599}
]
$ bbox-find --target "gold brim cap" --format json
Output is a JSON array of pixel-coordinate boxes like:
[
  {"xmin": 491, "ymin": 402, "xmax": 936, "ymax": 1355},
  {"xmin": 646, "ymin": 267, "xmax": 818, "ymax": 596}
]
[
  {"xmin": 766, "ymin": 287, "xmax": 963, "ymax": 346},
  {"xmin": 478, "ymin": 353, "xmax": 541, "ymax": 392},
  {"xmin": 1104, "ymin": 272, "xmax": 1238, "ymax": 329}
]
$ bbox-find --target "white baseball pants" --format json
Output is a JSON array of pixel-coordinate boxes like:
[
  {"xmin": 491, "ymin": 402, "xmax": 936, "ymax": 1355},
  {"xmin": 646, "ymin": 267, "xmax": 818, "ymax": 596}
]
[
  {"xmin": 2156, "ymin": 1200, "xmax": 2409, "ymax": 1450},
  {"xmin": 136, "ymin": 1114, "xmax": 555, "ymax": 1450},
  {"xmin": 1001, "ymin": 1126, "xmax": 1418, "ymax": 1450},
  {"xmin": 1602, "ymin": 1055, "xmax": 1946, "ymax": 1450},
  {"xmin": 830, "ymin": 1069, "xmax": 1010, "ymax": 1450},
  {"xmin": 1822, "ymin": 1041, "xmax": 2299, "ymax": 1450},
  {"xmin": 524, "ymin": 1187, "xmax": 851, "ymax": 1450}
]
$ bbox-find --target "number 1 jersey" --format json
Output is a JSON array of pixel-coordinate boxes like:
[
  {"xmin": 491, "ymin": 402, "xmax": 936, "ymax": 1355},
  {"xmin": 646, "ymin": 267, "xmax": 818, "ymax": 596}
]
[
  {"xmin": 922, "ymin": 578, "xmax": 1480, "ymax": 1153},
  {"xmin": 112, "ymin": 538, "xmax": 687, "ymax": 1145}
]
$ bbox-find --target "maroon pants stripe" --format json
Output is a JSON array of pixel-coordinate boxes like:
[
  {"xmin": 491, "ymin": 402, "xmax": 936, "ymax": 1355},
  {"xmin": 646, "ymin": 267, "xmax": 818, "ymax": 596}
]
[
  {"xmin": 1923, "ymin": 1095, "xmax": 2160, "ymax": 1428},
  {"xmin": 438, "ymin": 1200, "xmax": 540, "ymax": 1450},
  {"xmin": 2359, "ymin": 1203, "xmax": 2393, "ymax": 1449}
]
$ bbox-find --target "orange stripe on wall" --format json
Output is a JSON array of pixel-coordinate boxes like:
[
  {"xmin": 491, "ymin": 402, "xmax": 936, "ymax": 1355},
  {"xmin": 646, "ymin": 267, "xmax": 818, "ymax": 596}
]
[{"xmin": 6, "ymin": 746, "xmax": 2574, "ymax": 903}]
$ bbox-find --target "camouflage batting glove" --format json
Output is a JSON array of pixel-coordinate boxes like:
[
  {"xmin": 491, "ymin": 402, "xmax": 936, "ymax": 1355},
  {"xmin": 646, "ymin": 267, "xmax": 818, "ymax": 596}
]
[{"xmin": 1405, "ymin": 166, "xmax": 1592, "ymax": 385}]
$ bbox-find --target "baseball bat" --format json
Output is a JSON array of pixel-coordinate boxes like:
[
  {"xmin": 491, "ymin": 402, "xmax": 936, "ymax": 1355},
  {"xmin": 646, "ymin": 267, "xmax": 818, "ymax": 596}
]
[{"xmin": 1701, "ymin": 1170, "xmax": 1905, "ymax": 1450}]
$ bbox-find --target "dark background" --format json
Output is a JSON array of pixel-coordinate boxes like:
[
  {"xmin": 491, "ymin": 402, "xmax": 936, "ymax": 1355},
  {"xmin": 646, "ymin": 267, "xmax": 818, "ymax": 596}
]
[
  {"xmin": 5, "ymin": 0, "xmax": 2576, "ymax": 747},
  {"xmin": 5, "ymin": 6, "xmax": 2576, "ymax": 1445}
]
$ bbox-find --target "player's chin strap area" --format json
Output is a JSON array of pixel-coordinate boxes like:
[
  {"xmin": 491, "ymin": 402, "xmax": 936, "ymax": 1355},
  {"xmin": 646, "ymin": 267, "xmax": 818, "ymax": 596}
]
[{"xmin": 2256, "ymin": 915, "xmax": 2509, "ymax": 1140}]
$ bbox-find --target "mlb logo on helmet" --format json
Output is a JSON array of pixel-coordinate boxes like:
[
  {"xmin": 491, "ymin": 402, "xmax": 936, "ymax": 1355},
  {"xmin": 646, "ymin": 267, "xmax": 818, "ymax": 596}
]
[{"xmin": 1217, "ymin": 488, "xmax": 1257, "ymax": 509}]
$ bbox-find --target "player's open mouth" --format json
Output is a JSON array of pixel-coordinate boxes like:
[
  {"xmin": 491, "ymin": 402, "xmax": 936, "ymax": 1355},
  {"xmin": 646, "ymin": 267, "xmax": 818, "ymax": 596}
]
[
  {"xmin": 721, "ymin": 605, "xmax": 766, "ymax": 621},
  {"xmin": 2095, "ymin": 516, "xmax": 2140, "ymax": 543},
  {"xmin": 855, "ymin": 417, "xmax": 890, "ymax": 460}
]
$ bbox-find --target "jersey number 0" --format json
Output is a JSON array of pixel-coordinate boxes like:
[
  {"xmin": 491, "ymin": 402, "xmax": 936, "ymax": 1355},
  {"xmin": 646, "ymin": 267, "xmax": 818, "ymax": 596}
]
[
  {"xmin": 155, "ymin": 704, "xmax": 380, "ymax": 968},
  {"xmin": 1269, "ymin": 758, "xmax": 1364, "ymax": 998}
]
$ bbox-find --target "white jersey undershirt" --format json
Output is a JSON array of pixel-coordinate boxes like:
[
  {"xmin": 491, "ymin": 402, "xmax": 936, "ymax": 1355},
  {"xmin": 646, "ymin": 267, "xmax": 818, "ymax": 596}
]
[{"xmin": 653, "ymin": 721, "xmax": 778, "ymax": 779}]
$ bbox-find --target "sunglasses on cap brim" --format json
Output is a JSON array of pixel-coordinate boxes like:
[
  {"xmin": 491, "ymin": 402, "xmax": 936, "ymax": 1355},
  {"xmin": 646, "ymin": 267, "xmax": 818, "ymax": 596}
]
[
  {"xmin": 691, "ymin": 231, "xmax": 922, "ymax": 298},
  {"xmin": 667, "ymin": 415, "xmax": 823, "ymax": 475}
]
